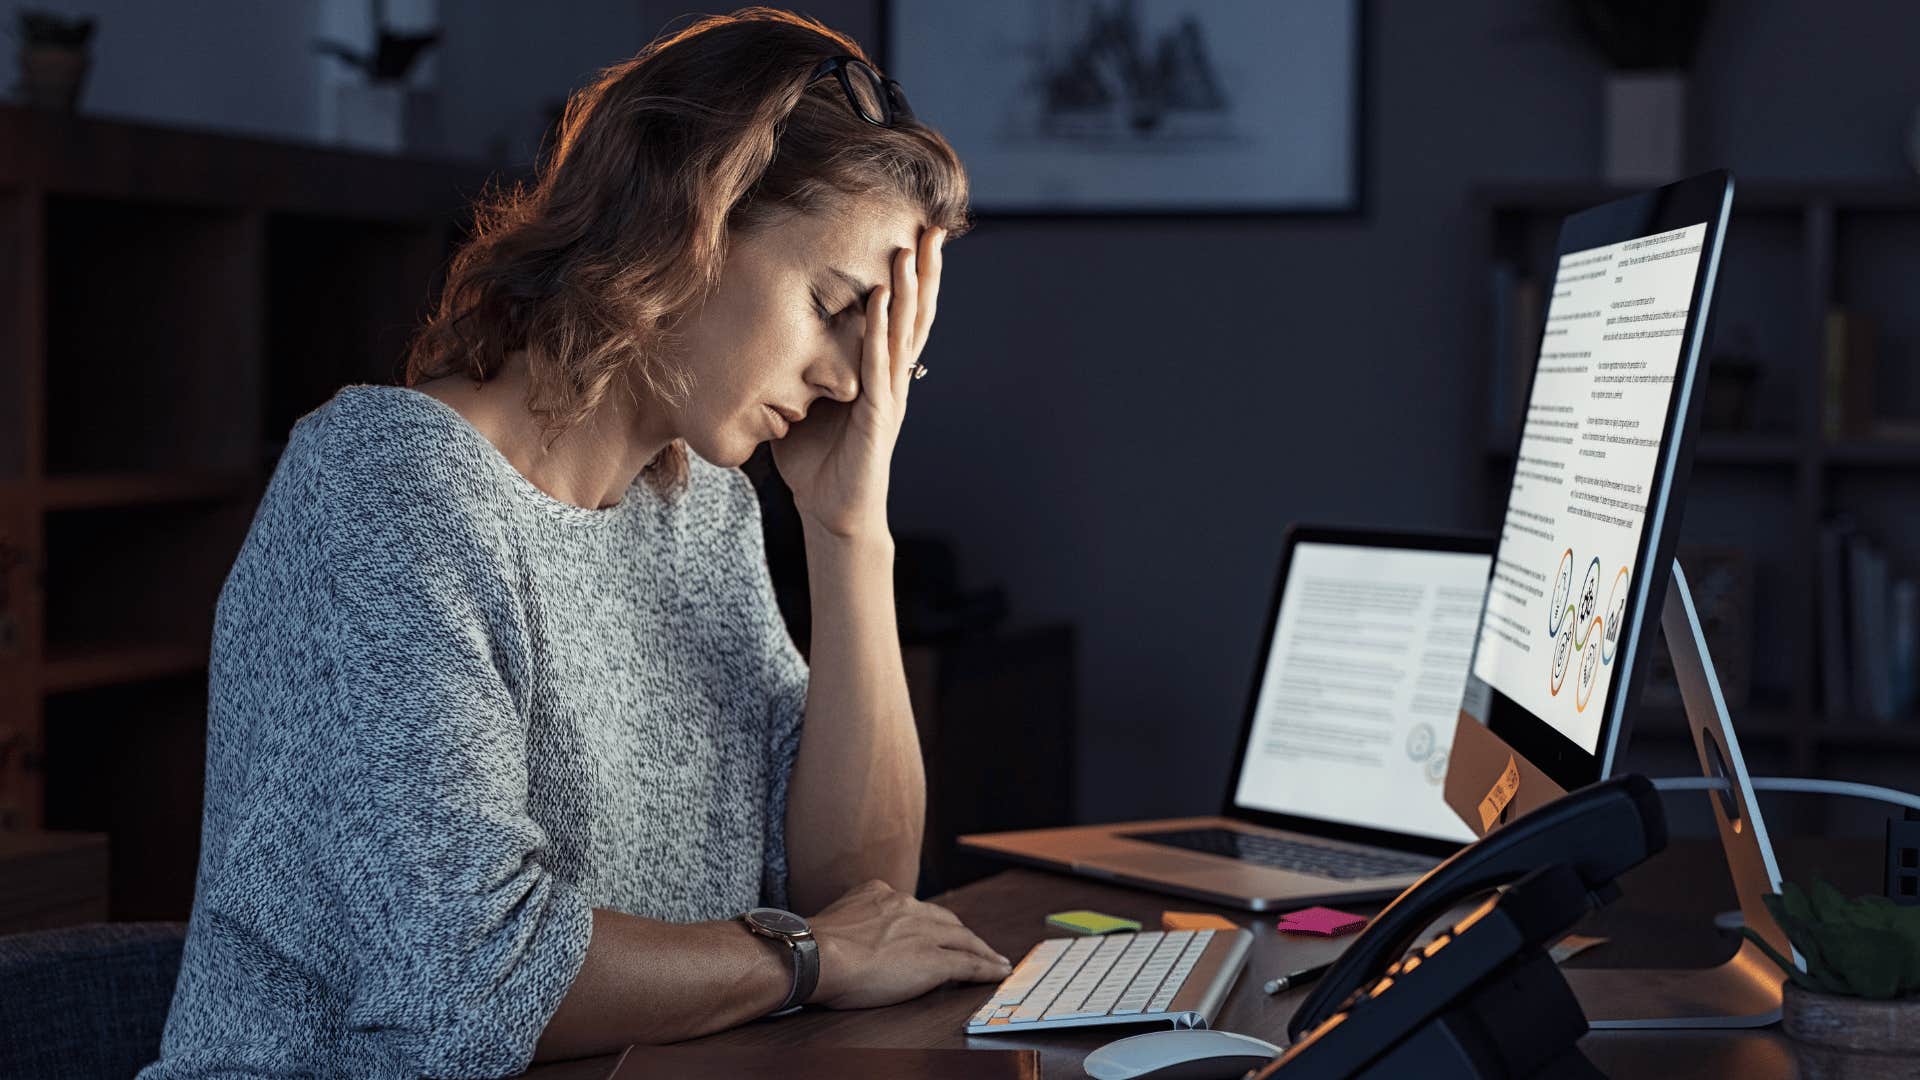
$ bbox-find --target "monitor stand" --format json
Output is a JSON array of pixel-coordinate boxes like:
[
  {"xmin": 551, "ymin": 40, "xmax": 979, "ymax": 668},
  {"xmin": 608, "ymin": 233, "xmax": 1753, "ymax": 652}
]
[{"xmin": 1570, "ymin": 559, "xmax": 1794, "ymax": 1028}]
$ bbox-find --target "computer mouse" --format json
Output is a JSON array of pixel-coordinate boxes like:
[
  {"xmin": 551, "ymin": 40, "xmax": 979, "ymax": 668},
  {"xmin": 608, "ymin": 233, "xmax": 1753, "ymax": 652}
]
[{"xmin": 1083, "ymin": 1028, "xmax": 1284, "ymax": 1080}]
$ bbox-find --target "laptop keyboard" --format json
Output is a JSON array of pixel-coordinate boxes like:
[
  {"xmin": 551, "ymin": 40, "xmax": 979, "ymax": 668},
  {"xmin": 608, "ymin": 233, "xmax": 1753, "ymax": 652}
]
[{"xmin": 1121, "ymin": 827, "xmax": 1432, "ymax": 880}]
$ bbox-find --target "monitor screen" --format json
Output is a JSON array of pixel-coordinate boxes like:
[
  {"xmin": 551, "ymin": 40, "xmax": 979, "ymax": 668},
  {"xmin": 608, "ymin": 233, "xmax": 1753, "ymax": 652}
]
[
  {"xmin": 1232, "ymin": 541, "xmax": 1489, "ymax": 844},
  {"xmin": 1469, "ymin": 222, "xmax": 1711, "ymax": 753}
]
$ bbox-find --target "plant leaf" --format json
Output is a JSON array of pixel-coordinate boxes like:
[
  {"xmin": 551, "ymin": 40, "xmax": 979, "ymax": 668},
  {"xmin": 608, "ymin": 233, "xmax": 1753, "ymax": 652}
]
[
  {"xmin": 1811, "ymin": 922, "xmax": 1907, "ymax": 999},
  {"xmin": 1809, "ymin": 879, "xmax": 1852, "ymax": 925},
  {"xmin": 1778, "ymin": 882, "xmax": 1814, "ymax": 926}
]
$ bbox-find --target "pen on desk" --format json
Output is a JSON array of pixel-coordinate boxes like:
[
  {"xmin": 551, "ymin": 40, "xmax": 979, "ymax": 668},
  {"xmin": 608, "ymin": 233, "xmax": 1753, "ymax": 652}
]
[{"xmin": 1263, "ymin": 961, "xmax": 1334, "ymax": 995}]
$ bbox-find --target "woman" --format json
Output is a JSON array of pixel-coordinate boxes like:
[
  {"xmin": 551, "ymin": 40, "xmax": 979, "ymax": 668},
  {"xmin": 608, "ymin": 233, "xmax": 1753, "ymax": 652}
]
[{"xmin": 142, "ymin": 9, "xmax": 1009, "ymax": 1077}]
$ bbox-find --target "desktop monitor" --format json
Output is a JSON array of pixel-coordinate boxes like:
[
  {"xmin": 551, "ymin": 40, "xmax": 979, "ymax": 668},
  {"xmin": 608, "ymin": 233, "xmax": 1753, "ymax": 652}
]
[{"xmin": 1444, "ymin": 171, "xmax": 1735, "ymax": 835}]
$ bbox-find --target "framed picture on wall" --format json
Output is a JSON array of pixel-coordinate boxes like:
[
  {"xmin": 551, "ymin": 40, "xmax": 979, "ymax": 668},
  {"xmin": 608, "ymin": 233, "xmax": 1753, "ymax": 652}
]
[{"xmin": 884, "ymin": 0, "xmax": 1364, "ymax": 217}]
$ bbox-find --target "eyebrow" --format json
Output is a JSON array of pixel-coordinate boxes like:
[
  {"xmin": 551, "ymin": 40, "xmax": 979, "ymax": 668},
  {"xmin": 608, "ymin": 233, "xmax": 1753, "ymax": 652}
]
[{"xmin": 828, "ymin": 266, "xmax": 878, "ymax": 301}]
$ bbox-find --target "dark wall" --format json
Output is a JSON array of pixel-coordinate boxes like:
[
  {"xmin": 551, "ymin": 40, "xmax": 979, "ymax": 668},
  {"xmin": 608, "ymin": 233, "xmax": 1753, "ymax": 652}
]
[{"xmin": 642, "ymin": 1, "xmax": 1920, "ymax": 823}]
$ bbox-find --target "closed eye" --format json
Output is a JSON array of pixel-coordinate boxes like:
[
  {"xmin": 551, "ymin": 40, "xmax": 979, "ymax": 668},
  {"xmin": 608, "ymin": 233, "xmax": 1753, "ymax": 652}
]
[{"xmin": 811, "ymin": 289, "xmax": 857, "ymax": 325}]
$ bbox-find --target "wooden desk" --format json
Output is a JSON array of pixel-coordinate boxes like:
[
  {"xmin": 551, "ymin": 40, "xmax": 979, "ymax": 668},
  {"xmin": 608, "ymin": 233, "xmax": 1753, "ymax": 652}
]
[{"xmin": 524, "ymin": 836, "xmax": 1877, "ymax": 1079}]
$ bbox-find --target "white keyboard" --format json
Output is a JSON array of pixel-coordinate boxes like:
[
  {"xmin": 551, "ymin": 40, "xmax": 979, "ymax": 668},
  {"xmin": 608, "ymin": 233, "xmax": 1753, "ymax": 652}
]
[{"xmin": 964, "ymin": 928, "xmax": 1253, "ymax": 1034}]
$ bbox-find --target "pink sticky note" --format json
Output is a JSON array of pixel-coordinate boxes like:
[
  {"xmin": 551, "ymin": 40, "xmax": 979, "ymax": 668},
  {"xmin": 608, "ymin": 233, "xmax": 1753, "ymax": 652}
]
[{"xmin": 1276, "ymin": 906, "xmax": 1367, "ymax": 937}]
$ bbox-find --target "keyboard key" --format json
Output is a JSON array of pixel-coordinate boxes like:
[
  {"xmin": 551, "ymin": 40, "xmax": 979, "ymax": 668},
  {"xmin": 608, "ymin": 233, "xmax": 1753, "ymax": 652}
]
[
  {"xmin": 990, "ymin": 939, "xmax": 1070, "ymax": 1006},
  {"xmin": 1083, "ymin": 934, "xmax": 1161, "ymax": 1014},
  {"xmin": 1008, "ymin": 937, "xmax": 1103, "ymax": 1022},
  {"xmin": 1112, "ymin": 933, "xmax": 1191, "ymax": 1014},
  {"xmin": 1044, "ymin": 936, "xmax": 1130, "ymax": 1018}
]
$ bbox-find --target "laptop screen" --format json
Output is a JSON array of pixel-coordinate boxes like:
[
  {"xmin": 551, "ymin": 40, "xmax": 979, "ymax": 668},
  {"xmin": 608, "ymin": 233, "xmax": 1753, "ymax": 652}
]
[{"xmin": 1231, "ymin": 541, "xmax": 1488, "ymax": 843}]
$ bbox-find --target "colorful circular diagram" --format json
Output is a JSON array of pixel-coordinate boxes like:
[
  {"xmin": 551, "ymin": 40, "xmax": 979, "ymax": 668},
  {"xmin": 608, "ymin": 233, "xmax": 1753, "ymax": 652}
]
[
  {"xmin": 1549, "ymin": 549, "xmax": 1574, "ymax": 636},
  {"xmin": 1602, "ymin": 565, "xmax": 1630, "ymax": 664},
  {"xmin": 1576, "ymin": 616, "xmax": 1604, "ymax": 711},
  {"xmin": 1576, "ymin": 557, "xmax": 1601, "ymax": 634},
  {"xmin": 1551, "ymin": 622, "xmax": 1573, "ymax": 695}
]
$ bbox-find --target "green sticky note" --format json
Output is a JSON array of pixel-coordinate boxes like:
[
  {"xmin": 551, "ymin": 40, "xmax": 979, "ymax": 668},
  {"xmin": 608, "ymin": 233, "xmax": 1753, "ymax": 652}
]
[{"xmin": 1047, "ymin": 910, "xmax": 1142, "ymax": 935}]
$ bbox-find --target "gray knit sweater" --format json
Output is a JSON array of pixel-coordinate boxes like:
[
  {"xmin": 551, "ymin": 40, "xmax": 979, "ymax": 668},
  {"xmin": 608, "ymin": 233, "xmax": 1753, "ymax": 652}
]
[{"xmin": 138, "ymin": 385, "xmax": 810, "ymax": 1079}]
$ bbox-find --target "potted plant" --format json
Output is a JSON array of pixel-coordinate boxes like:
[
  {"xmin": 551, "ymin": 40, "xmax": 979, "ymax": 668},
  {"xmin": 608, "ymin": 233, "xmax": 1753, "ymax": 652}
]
[
  {"xmin": 12, "ymin": 10, "xmax": 95, "ymax": 111},
  {"xmin": 1744, "ymin": 880, "xmax": 1920, "ymax": 1076},
  {"xmin": 314, "ymin": 0, "xmax": 441, "ymax": 154},
  {"xmin": 1566, "ymin": 0, "xmax": 1713, "ymax": 185}
]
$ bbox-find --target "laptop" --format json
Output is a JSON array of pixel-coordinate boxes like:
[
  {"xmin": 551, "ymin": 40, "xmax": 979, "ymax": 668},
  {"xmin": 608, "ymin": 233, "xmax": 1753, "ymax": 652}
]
[{"xmin": 960, "ymin": 525, "xmax": 1494, "ymax": 911}]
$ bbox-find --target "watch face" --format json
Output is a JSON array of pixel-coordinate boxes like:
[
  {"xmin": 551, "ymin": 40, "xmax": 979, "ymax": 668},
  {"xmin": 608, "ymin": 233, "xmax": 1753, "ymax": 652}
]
[{"xmin": 747, "ymin": 907, "xmax": 809, "ymax": 936}]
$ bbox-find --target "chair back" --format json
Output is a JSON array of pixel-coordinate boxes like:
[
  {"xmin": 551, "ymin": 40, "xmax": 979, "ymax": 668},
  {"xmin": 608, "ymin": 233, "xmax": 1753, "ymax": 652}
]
[{"xmin": 0, "ymin": 922, "xmax": 187, "ymax": 1079}]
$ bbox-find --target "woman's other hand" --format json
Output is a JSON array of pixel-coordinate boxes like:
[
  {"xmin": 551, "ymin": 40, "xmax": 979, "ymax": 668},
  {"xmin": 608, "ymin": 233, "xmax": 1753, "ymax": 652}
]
[
  {"xmin": 805, "ymin": 878, "xmax": 1010, "ymax": 1009},
  {"xmin": 773, "ymin": 224, "xmax": 944, "ymax": 539}
]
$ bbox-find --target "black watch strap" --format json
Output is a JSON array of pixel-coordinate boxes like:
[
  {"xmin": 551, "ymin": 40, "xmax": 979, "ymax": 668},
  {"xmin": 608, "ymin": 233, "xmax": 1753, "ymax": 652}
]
[{"xmin": 773, "ymin": 934, "xmax": 820, "ymax": 1015}]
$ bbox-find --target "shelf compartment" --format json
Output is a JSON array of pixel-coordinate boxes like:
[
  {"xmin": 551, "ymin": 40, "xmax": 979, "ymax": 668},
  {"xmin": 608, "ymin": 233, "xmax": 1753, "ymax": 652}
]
[
  {"xmin": 265, "ymin": 213, "xmax": 444, "ymax": 442},
  {"xmin": 42, "ymin": 673, "xmax": 206, "ymax": 921},
  {"xmin": 1835, "ymin": 208, "xmax": 1920, "ymax": 430},
  {"xmin": 42, "ymin": 197, "xmax": 262, "ymax": 475},
  {"xmin": 41, "ymin": 500, "xmax": 254, "ymax": 668},
  {"xmin": 0, "ymin": 190, "xmax": 32, "ymax": 482}
]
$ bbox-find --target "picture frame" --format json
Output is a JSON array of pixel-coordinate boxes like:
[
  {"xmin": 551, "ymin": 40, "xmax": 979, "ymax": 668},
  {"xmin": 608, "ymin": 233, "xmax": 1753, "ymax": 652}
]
[{"xmin": 884, "ymin": 0, "xmax": 1366, "ymax": 218}]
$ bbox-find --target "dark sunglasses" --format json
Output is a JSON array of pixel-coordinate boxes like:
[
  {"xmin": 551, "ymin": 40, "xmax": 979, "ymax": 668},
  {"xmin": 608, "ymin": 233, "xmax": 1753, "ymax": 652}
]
[{"xmin": 806, "ymin": 55, "xmax": 913, "ymax": 128}]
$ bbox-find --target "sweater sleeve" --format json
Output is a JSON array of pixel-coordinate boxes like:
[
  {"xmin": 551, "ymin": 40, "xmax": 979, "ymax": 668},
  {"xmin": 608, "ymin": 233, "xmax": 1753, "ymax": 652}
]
[{"xmin": 316, "ymin": 435, "xmax": 594, "ymax": 1079}]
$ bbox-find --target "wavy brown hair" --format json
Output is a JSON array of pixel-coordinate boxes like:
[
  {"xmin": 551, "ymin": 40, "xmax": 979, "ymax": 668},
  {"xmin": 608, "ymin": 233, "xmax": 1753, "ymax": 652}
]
[{"xmin": 404, "ymin": 7, "xmax": 971, "ymax": 491}]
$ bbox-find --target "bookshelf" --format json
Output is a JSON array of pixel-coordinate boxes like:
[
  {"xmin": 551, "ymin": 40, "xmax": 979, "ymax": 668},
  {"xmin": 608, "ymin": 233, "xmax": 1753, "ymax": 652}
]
[
  {"xmin": 1475, "ymin": 183, "xmax": 1920, "ymax": 823},
  {"xmin": 0, "ymin": 106, "xmax": 494, "ymax": 919}
]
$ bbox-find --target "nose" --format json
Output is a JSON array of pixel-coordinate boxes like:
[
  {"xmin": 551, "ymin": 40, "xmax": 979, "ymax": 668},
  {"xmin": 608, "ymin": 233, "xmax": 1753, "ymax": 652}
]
[{"xmin": 809, "ymin": 347, "xmax": 860, "ymax": 404}]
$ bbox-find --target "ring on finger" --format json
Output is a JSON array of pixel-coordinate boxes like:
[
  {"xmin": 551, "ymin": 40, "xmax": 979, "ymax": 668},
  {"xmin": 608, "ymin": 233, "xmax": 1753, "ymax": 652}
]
[{"xmin": 912, "ymin": 363, "xmax": 929, "ymax": 380}]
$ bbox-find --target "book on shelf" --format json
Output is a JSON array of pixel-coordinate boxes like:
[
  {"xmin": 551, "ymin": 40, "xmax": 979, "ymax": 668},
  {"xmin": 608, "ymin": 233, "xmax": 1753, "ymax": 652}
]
[
  {"xmin": 1895, "ymin": 579, "xmax": 1919, "ymax": 717},
  {"xmin": 1822, "ymin": 308, "xmax": 1878, "ymax": 439},
  {"xmin": 1822, "ymin": 518, "xmax": 1919, "ymax": 723},
  {"xmin": 1819, "ymin": 521, "xmax": 1853, "ymax": 718}
]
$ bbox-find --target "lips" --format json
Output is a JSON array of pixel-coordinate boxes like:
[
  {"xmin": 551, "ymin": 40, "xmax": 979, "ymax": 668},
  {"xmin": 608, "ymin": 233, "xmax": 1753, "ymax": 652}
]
[{"xmin": 764, "ymin": 404, "xmax": 791, "ymax": 438}]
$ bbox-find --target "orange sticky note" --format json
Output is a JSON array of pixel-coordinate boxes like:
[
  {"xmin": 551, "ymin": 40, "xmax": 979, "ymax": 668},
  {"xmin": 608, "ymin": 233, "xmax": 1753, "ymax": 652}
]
[
  {"xmin": 1478, "ymin": 753, "xmax": 1522, "ymax": 832},
  {"xmin": 1161, "ymin": 911, "xmax": 1240, "ymax": 932}
]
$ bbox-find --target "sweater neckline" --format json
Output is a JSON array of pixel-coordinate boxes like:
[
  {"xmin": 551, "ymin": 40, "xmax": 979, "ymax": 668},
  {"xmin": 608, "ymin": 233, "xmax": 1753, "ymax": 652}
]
[{"xmin": 351, "ymin": 384, "xmax": 654, "ymax": 527}]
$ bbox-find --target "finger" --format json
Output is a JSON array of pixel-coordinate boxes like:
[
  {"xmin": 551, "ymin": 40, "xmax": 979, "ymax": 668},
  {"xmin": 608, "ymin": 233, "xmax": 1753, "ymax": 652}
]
[
  {"xmin": 940, "ymin": 945, "xmax": 1013, "ymax": 985},
  {"xmin": 912, "ymin": 227, "xmax": 943, "ymax": 357},
  {"xmin": 861, "ymin": 283, "xmax": 890, "ymax": 406},
  {"xmin": 890, "ymin": 245, "xmax": 918, "ymax": 385}
]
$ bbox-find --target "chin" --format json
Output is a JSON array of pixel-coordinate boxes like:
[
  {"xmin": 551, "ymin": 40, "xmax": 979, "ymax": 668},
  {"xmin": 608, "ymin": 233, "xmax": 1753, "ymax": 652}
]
[{"xmin": 684, "ymin": 429, "xmax": 758, "ymax": 469}]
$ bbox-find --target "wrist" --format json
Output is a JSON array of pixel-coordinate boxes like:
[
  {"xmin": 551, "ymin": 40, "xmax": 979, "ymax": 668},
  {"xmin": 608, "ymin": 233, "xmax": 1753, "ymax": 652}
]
[
  {"xmin": 804, "ymin": 929, "xmax": 838, "ymax": 1006},
  {"xmin": 801, "ymin": 514, "xmax": 894, "ymax": 553}
]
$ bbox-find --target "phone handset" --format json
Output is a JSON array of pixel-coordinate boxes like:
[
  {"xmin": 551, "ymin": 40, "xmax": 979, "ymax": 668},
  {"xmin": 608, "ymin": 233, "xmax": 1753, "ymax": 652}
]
[{"xmin": 1286, "ymin": 773, "xmax": 1668, "ymax": 1042}]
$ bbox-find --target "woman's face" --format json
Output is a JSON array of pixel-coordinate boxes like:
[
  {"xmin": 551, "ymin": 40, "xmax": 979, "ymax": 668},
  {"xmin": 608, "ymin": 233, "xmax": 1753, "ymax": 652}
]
[{"xmin": 663, "ymin": 199, "xmax": 923, "ymax": 467}]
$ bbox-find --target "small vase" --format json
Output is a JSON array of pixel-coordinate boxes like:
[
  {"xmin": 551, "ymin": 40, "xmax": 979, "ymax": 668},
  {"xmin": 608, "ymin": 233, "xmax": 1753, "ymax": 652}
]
[
  {"xmin": 1782, "ymin": 980, "xmax": 1920, "ymax": 1079},
  {"xmin": 1603, "ymin": 70, "xmax": 1685, "ymax": 186},
  {"xmin": 17, "ymin": 45, "xmax": 89, "ymax": 111},
  {"xmin": 334, "ymin": 82, "xmax": 443, "ymax": 156}
]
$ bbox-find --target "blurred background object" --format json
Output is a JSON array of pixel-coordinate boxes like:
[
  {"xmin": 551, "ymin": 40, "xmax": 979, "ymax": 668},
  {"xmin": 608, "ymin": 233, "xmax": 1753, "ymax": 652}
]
[
  {"xmin": 11, "ymin": 9, "xmax": 94, "ymax": 111},
  {"xmin": 314, "ymin": 0, "xmax": 442, "ymax": 154},
  {"xmin": 1564, "ymin": 0, "xmax": 1714, "ymax": 184}
]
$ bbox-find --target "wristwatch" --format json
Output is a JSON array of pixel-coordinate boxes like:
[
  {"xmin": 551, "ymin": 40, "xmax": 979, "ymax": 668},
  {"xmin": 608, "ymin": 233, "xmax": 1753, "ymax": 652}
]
[{"xmin": 742, "ymin": 906, "xmax": 819, "ymax": 1016}]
